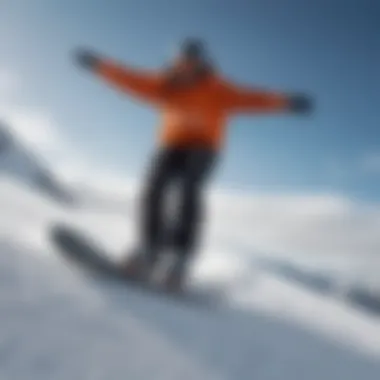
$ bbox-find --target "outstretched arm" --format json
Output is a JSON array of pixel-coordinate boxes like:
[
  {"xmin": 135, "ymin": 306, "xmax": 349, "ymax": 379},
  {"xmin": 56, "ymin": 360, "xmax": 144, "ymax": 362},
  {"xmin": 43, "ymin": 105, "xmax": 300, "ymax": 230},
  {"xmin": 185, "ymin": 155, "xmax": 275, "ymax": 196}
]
[
  {"xmin": 221, "ymin": 81, "xmax": 313, "ymax": 115},
  {"xmin": 73, "ymin": 48, "xmax": 165, "ymax": 104}
]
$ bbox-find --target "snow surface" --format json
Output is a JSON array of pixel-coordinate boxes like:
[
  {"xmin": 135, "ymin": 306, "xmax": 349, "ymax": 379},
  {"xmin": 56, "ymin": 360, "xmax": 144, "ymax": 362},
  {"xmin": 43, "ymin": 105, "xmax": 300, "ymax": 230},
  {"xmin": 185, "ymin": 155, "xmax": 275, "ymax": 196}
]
[{"xmin": 1, "ymin": 177, "xmax": 380, "ymax": 380}]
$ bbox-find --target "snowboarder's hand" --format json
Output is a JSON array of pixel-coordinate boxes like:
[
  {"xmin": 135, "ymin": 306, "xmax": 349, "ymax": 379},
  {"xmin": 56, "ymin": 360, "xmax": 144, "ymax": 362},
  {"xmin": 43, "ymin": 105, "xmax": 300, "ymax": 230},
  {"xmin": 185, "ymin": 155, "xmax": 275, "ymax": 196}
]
[
  {"xmin": 74, "ymin": 48, "xmax": 101, "ymax": 70},
  {"xmin": 288, "ymin": 94, "xmax": 314, "ymax": 114}
]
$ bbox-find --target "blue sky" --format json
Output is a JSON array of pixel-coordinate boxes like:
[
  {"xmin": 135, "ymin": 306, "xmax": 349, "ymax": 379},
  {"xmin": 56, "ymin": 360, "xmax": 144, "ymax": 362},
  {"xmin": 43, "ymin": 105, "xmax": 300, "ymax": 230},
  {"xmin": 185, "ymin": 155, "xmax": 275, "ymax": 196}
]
[{"xmin": 1, "ymin": 0, "xmax": 379, "ymax": 200}]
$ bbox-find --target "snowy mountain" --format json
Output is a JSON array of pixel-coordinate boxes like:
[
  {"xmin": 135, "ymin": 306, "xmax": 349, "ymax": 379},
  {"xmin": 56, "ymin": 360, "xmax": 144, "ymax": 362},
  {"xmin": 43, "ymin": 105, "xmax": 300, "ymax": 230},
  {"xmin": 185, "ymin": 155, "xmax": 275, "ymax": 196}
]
[
  {"xmin": 0, "ymin": 177, "xmax": 380, "ymax": 380},
  {"xmin": 254, "ymin": 256, "xmax": 380, "ymax": 317},
  {"xmin": 0, "ymin": 120, "xmax": 75, "ymax": 206}
]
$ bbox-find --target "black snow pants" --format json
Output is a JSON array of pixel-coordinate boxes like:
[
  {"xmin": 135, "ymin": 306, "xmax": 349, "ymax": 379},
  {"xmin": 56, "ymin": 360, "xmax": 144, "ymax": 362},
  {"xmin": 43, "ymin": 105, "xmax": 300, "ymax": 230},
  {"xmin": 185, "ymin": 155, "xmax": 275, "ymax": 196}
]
[{"xmin": 138, "ymin": 146, "xmax": 217, "ymax": 264}]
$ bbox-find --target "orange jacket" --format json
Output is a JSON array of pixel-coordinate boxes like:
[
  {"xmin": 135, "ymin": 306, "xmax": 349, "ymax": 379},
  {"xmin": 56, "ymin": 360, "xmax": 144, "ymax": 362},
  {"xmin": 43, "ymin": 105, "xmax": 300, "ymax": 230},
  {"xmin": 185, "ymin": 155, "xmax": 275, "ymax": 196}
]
[{"xmin": 92, "ymin": 58, "xmax": 291, "ymax": 150}]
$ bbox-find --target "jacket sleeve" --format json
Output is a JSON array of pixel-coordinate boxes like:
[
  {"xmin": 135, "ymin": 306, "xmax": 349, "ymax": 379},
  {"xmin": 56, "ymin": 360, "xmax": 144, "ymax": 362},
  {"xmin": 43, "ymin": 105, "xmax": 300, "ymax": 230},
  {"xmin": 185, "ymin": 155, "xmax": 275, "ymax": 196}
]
[
  {"xmin": 220, "ymin": 80, "xmax": 291, "ymax": 114},
  {"xmin": 93, "ymin": 59, "xmax": 166, "ymax": 104}
]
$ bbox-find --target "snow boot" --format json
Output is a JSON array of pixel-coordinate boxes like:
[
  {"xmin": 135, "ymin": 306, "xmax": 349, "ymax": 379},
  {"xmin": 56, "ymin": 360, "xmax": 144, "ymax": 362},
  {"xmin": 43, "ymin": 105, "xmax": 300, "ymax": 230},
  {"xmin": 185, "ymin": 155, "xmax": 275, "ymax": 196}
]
[
  {"xmin": 120, "ymin": 247, "xmax": 158, "ymax": 282},
  {"xmin": 162, "ymin": 252, "xmax": 190, "ymax": 293}
]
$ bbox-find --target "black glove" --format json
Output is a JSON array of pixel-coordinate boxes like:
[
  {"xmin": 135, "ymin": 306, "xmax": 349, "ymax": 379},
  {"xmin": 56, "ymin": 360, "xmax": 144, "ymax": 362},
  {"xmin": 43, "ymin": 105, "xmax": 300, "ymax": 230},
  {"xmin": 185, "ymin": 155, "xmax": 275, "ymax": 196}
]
[
  {"xmin": 74, "ymin": 48, "xmax": 101, "ymax": 70},
  {"xmin": 288, "ymin": 93, "xmax": 313, "ymax": 114}
]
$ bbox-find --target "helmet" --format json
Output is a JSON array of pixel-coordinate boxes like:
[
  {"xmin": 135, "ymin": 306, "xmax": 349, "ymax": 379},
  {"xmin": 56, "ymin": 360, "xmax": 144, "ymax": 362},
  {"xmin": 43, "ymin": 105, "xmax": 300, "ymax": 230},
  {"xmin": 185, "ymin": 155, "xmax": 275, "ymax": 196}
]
[
  {"xmin": 164, "ymin": 38, "xmax": 214, "ymax": 87},
  {"xmin": 178, "ymin": 37, "xmax": 208, "ymax": 61}
]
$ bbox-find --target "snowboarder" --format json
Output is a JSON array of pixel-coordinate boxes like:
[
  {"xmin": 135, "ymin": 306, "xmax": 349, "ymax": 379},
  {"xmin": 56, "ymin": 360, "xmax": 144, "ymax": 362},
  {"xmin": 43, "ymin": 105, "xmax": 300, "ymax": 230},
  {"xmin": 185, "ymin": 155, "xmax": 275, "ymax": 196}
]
[{"xmin": 74, "ymin": 37, "xmax": 314, "ymax": 292}]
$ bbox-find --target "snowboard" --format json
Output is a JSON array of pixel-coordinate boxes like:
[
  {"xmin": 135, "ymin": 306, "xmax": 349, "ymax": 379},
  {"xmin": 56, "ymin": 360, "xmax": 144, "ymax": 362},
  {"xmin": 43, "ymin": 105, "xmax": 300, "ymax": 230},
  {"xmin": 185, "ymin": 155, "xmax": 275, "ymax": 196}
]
[{"xmin": 49, "ymin": 223, "xmax": 223, "ymax": 308}]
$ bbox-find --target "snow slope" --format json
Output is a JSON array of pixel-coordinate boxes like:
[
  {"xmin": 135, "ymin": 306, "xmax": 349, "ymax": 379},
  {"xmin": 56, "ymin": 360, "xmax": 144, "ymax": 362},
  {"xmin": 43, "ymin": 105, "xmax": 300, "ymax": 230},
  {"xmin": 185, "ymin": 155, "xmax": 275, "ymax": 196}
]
[
  {"xmin": 1, "ymin": 178, "xmax": 380, "ymax": 380},
  {"xmin": 0, "ymin": 121, "xmax": 74, "ymax": 206}
]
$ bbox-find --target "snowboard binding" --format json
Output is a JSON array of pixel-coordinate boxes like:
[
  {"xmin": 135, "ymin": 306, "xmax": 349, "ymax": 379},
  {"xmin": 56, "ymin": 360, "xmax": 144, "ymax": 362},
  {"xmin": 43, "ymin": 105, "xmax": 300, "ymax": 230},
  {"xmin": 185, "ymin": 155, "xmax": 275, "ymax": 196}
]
[{"xmin": 121, "ymin": 245, "xmax": 190, "ymax": 293}]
